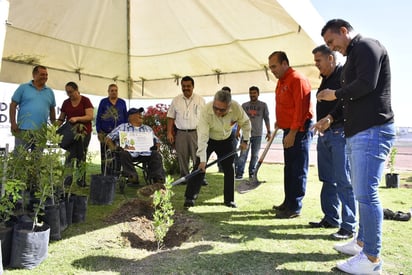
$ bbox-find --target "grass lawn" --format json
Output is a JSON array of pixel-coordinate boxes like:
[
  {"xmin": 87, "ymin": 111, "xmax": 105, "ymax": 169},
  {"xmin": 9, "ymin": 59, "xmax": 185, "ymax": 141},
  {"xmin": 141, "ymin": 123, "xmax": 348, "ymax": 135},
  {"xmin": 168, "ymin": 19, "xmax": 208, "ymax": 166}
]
[{"xmin": 4, "ymin": 163, "xmax": 412, "ymax": 275}]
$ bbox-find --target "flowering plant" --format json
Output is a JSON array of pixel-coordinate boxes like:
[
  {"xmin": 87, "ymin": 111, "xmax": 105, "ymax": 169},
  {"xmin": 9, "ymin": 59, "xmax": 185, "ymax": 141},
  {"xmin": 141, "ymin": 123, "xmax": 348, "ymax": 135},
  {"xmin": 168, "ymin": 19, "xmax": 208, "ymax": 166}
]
[{"xmin": 144, "ymin": 103, "xmax": 179, "ymax": 175}]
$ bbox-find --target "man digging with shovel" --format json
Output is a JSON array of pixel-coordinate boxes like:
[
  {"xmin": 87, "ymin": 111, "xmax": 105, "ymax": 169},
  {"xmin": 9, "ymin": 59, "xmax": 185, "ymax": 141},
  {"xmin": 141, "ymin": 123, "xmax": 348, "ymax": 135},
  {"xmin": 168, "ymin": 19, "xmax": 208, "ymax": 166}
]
[{"xmin": 183, "ymin": 90, "xmax": 251, "ymax": 209}]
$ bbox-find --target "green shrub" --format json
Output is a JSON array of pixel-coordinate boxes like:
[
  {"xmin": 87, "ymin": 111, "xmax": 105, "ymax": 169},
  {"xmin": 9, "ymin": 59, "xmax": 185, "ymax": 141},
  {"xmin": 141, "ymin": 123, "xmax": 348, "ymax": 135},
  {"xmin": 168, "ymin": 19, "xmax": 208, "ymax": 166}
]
[{"xmin": 152, "ymin": 176, "xmax": 175, "ymax": 250}]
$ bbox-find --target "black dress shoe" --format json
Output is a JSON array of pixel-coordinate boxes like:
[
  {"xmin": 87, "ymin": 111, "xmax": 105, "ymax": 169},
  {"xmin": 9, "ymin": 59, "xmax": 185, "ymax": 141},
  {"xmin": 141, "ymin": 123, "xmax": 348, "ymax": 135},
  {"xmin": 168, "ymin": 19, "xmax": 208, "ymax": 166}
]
[
  {"xmin": 275, "ymin": 209, "xmax": 300, "ymax": 219},
  {"xmin": 393, "ymin": 211, "xmax": 411, "ymax": 221},
  {"xmin": 184, "ymin": 199, "xmax": 195, "ymax": 208},
  {"xmin": 202, "ymin": 180, "xmax": 208, "ymax": 186},
  {"xmin": 224, "ymin": 201, "xmax": 237, "ymax": 208},
  {"xmin": 309, "ymin": 219, "xmax": 339, "ymax": 228},
  {"xmin": 272, "ymin": 203, "xmax": 286, "ymax": 211},
  {"xmin": 383, "ymin": 208, "xmax": 395, "ymax": 219},
  {"xmin": 330, "ymin": 228, "xmax": 354, "ymax": 240}
]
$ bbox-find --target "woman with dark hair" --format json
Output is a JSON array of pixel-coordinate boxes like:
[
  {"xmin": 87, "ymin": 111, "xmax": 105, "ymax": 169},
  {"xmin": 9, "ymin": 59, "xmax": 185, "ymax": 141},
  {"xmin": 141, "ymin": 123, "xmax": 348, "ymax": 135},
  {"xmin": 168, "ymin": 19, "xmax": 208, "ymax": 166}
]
[{"xmin": 57, "ymin": 81, "xmax": 94, "ymax": 186}]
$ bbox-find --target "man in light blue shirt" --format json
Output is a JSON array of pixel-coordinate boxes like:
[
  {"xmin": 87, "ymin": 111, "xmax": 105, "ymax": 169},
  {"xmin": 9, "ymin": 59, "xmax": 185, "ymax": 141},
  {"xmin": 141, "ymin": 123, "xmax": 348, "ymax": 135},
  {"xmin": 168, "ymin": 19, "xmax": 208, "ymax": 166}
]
[{"xmin": 9, "ymin": 65, "xmax": 56, "ymax": 150}]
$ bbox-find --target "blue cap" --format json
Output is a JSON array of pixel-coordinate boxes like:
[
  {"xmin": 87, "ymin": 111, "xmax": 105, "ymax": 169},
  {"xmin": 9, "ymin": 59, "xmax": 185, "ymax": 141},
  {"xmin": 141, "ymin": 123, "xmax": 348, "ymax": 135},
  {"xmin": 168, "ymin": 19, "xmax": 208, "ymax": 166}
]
[{"xmin": 128, "ymin": 107, "xmax": 145, "ymax": 117}]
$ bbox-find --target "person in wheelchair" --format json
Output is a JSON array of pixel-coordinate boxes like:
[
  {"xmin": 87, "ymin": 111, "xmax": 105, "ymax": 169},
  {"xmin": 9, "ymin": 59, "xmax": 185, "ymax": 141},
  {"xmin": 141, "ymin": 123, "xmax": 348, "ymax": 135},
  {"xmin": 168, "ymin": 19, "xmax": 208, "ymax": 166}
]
[{"xmin": 105, "ymin": 107, "xmax": 165, "ymax": 184}]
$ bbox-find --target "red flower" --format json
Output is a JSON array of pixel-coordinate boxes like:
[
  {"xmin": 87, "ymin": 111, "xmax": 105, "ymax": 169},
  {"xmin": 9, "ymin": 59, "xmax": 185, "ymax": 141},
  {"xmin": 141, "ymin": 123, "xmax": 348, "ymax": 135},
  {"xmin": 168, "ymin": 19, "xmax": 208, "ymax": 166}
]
[{"xmin": 143, "ymin": 104, "xmax": 179, "ymax": 174}]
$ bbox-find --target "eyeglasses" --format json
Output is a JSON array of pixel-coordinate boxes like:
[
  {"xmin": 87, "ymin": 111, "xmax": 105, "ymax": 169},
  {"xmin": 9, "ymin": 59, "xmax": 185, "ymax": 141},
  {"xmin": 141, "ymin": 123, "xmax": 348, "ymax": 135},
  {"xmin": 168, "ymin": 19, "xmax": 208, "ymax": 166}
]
[{"xmin": 213, "ymin": 105, "xmax": 228, "ymax": 113}]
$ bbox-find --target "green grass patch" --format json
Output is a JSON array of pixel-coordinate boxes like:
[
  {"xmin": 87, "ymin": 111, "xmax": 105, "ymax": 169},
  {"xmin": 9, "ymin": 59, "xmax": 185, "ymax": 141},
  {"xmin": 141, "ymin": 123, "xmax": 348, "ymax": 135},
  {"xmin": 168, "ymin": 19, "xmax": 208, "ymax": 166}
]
[{"xmin": 4, "ymin": 164, "xmax": 411, "ymax": 274}]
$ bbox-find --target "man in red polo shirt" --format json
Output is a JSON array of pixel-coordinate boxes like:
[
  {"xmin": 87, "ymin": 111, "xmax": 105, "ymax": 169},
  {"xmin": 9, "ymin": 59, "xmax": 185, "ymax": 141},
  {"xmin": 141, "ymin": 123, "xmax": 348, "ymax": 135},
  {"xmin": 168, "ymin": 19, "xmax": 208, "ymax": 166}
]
[{"xmin": 268, "ymin": 51, "xmax": 314, "ymax": 219}]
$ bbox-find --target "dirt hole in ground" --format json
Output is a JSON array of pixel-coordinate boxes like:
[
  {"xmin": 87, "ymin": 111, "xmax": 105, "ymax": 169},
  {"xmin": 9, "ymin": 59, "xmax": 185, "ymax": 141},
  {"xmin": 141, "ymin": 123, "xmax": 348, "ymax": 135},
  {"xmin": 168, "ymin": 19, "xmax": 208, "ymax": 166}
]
[{"xmin": 105, "ymin": 183, "xmax": 201, "ymax": 251}]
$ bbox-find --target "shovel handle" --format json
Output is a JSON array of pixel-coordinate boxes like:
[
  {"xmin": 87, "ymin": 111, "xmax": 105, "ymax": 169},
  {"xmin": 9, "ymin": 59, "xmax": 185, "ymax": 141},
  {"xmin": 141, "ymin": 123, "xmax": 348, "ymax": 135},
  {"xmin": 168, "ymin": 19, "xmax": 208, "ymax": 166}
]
[
  {"xmin": 171, "ymin": 148, "xmax": 239, "ymax": 186},
  {"xmin": 257, "ymin": 127, "xmax": 279, "ymax": 163}
]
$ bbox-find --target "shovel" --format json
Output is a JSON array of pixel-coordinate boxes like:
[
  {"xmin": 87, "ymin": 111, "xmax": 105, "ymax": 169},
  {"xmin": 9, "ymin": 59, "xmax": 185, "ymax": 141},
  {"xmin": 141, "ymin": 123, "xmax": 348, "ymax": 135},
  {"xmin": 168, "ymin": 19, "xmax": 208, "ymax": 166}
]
[
  {"xmin": 171, "ymin": 149, "xmax": 240, "ymax": 186},
  {"xmin": 236, "ymin": 127, "xmax": 279, "ymax": 194}
]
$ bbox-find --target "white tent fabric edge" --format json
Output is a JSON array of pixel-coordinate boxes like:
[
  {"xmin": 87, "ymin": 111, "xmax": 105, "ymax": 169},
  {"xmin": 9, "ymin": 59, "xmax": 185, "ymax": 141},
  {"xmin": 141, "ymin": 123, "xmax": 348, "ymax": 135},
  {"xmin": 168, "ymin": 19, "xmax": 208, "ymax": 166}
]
[{"xmin": 0, "ymin": 0, "xmax": 325, "ymax": 99}]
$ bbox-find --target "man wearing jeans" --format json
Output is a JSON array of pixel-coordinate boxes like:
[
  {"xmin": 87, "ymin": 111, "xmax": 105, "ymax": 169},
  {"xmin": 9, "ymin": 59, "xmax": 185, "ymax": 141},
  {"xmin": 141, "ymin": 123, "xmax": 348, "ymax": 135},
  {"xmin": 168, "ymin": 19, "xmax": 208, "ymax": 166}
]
[
  {"xmin": 318, "ymin": 19, "xmax": 395, "ymax": 274},
  {"xmin": 268, "ymin": 51, "xmax": 314, "ymax": 219},
  {"xmin": 236, "ymin": 86, "xmax": 271, "ymax": 179},
  {"xmin": 310, "ymin": 45, "xmax": 356, "ymax": 240}
]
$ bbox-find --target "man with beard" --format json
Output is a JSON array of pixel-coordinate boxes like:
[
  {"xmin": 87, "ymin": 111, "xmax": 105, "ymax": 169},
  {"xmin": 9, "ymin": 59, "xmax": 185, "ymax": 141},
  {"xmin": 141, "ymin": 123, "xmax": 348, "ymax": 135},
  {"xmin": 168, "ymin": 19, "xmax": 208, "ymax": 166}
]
[{"xmin": 236, "ymin": 86, "xmax": 271, "ymax": 179}]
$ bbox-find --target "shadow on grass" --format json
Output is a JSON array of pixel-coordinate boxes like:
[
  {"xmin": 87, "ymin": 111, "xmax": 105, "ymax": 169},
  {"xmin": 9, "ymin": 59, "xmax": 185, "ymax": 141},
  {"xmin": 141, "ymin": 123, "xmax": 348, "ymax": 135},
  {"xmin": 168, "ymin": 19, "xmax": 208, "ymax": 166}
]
[
  {"xmin": 61, "ymin": 167, "xmax": 227, "ymax": 239},
  {"xmin": 71, "ymin": 244, "xmax": 346, "ymax": 274},
  {"xmin": 181, "ymin": 208, "xmax": 341, "ymax": 245},
  {"xmin": 63, "ymin": 167, "xmax": 333, "ymax": 244}
]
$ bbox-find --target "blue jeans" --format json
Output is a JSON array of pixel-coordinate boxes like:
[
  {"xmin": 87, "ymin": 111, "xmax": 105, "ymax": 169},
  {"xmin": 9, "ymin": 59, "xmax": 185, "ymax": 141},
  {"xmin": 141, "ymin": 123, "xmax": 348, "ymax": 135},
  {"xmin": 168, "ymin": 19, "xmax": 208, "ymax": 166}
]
[
  {"xmin": 236, "ymin": 136, "xmax": 262, "ymax": 177},
  {"xmin": 317, "ymin": 127, "xmax": 356, "ymax": 231},
  {"xmin": 281, "ymin": 120, "xmax": 313, "ymax": 213},
  {"xmin": 347, "ymin": 122, "xmax": 395, "ymax": 258}
]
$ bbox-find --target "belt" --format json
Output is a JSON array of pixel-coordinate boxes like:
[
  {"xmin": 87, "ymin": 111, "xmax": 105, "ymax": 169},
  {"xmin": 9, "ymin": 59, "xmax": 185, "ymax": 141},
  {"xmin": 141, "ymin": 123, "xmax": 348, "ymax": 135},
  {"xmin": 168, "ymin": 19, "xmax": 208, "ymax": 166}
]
[
  {"xmin": 325, "ymin": 124, "xmax": 343, "ymax": 132},
  {"xmin": 177, "ymin": 128, "xmax": 196, "ymax": 132}
]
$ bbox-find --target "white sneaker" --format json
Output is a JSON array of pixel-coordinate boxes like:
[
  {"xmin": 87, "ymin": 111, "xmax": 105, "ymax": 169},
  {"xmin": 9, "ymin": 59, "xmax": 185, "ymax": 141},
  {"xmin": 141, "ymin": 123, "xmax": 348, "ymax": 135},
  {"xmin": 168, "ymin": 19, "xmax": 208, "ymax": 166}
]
[
  {"xmin": 333, "ymin": 238, "xmax": 362, "ymax": 255},
  {"xmin": 337, "ymin": 252, "xmax": 382, "ymax": 274}
]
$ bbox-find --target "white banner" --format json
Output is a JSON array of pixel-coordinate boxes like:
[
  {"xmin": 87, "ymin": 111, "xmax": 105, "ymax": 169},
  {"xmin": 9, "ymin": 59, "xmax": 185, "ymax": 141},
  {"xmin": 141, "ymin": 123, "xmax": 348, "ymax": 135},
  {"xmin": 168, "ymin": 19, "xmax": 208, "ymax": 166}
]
[{"xmin": 0, "ymin": 82, "xmax": 16, "ymax": 149}]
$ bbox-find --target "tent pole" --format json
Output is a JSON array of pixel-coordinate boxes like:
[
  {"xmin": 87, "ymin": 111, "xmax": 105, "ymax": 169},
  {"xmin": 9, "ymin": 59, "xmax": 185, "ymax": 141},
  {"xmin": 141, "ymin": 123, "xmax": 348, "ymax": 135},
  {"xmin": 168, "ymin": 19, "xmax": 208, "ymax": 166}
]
[{"xmin": 126, "ymin": 0, "xmax": 132, "ymax": 100}]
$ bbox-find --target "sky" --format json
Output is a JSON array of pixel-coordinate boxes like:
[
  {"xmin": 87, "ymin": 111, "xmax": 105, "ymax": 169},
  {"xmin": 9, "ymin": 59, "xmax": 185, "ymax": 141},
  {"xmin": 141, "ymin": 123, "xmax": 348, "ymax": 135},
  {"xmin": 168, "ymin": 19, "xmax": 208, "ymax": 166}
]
[{"xmin": 310, "ymin": 0, "xmax": 412, "ymax": 127}]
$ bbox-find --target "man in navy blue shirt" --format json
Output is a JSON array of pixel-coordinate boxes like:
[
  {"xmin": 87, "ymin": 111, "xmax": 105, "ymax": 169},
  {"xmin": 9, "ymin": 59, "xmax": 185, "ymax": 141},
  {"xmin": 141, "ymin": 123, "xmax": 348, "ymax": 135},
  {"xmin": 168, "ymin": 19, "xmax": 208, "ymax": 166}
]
[{"xmin": 310, "ymin": 45, "xmax": 356, "ymax": 240}]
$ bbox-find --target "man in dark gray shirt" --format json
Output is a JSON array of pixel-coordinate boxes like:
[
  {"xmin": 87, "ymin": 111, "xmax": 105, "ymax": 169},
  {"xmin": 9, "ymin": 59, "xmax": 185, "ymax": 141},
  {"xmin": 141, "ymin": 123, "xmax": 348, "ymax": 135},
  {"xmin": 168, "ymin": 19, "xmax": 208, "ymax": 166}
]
[{"xmin": 236, "ymin": 86, "xmax": 270, "ymax": 179}]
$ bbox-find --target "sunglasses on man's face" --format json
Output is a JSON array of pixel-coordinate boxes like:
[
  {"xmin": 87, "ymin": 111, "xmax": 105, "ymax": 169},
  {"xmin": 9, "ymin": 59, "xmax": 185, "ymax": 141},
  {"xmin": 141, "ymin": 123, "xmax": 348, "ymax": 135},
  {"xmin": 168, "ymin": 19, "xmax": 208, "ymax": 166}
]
[{"xmin": 213, "ymin": 105, "xmax": 228, "ymax": 113}]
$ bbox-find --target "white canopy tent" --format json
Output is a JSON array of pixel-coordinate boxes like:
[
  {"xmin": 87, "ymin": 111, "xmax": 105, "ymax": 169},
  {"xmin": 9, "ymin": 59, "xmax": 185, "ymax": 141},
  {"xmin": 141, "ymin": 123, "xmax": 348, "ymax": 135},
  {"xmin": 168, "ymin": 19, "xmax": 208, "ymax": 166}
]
[{"xmin": 0, "ymin": 0, "xmax": 324, "ymax": 99}]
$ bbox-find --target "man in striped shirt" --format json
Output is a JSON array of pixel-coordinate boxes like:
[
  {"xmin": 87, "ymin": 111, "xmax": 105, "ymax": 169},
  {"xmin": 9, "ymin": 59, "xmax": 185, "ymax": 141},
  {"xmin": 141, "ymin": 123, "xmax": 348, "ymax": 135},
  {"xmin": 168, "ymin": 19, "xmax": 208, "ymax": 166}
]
[{"xmin": 106, "ymin": 107, "xmax": 165, "ymax": 184}]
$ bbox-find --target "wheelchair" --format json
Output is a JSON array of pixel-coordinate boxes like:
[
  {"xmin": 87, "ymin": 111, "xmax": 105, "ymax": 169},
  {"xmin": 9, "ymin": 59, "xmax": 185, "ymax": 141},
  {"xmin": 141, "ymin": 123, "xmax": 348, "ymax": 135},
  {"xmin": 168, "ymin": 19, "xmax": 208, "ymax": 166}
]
[{"xmin": 105, "ymin": 147, "xmax": 165, "ymax": 193}]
